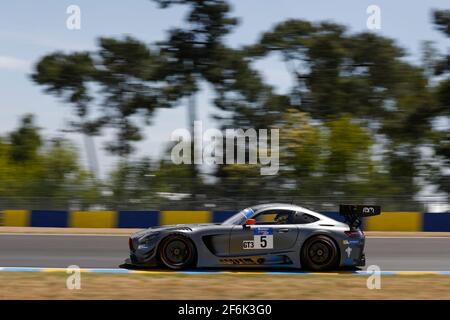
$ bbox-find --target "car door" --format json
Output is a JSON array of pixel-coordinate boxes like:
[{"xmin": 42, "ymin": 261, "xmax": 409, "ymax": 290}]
[{"xmin": 228, "ymin": 209, "xmax": 299, "ymax": 255}]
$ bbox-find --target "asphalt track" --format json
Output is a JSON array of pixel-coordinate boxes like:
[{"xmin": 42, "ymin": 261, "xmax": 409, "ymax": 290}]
[{"xmin": 1, "ymin": 234, "xmax": 450, "ymax": 271}]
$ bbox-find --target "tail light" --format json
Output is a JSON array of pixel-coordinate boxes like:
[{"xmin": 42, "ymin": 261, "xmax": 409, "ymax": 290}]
[
  {"xmin": 344, "ymin": 230, "xmax": 361, "ymax": 238},
  {"xmin": 128, "ymin": 238, "xmax": 134, "ymax": 251}
]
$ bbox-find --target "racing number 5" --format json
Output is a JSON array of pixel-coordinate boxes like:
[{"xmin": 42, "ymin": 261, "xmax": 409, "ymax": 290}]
[{"xmin": 260, "ymin": 235, "xmax": 267, "ymax": 248}]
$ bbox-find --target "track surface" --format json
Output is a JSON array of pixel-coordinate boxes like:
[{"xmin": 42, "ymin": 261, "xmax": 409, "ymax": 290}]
[{"xmin": 1, "ymin": 234, "xmax": 450, "ymax": 270}]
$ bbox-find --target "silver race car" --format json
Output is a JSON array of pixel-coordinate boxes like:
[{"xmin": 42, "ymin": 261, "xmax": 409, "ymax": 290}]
[{"xmin": 126, "ymin": 203, "xmax": 380, "ymax": 271}]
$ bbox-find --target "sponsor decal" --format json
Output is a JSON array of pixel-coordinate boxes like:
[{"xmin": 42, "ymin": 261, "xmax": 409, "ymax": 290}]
[
  {"xmin": 344, "ymin": 257, "xmax": 354, "ymax": 266},
  {"xmin": 220, "ymin": 258, "xmax": 257, "ymax": 265},
  {"xmin": 242, "ymin": 240, "xmax": 254, "ymax": 249},
  {"xmin": 363, "ymin": 206, "xmax": 375, "ymax": 214},
  {"xmin": 343, "ymin": 239, "xmax": 361, "ymax": 245}
]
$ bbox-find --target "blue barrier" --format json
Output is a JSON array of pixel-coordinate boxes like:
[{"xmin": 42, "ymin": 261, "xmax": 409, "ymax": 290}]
[
  {"xmin": 321, "ymin": 211, "xmax": 344, "ymax": 223},
  {"xmin": 30, "ymin": 210, "xmax": 68, "ymax": 227},
  {"xmin": 212, "ymin": 210, "xmax": 237, "ymax": 223},
  {"xmin": 423, "ymin": 212, "xmax": 450, "ymax": 232},
  {"xmin": 117, "ymin": 210, "xmax": 159, "ymax": 228}
]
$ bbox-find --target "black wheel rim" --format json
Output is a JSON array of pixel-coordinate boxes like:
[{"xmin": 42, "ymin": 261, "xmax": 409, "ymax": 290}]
[
  {"xmin": 308, "ymin": 241, "xmax": 332, "ymax": 265},
  {"xmin": 164, "ymin": 239, "xmax": 190, "ymax": 266}
]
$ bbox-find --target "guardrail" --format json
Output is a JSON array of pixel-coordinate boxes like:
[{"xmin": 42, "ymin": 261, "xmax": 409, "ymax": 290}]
[{"xmin": 1, "ymin": 210, "xmax": 450, "ymax": 231}]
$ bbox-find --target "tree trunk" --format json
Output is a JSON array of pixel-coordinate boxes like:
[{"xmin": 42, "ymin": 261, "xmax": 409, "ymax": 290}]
[
  {"xmin": 83, "ymin": 134, "xmax": 99, "ymax": 178},
  {"xmin": 188, "ymin": 92, "xmax": 199, "ymax": 207}
]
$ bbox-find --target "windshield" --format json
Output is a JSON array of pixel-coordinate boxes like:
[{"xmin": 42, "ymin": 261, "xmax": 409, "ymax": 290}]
[{"xmin": 222, "ymin": 208, "xmax": 255, "ymax": 225}]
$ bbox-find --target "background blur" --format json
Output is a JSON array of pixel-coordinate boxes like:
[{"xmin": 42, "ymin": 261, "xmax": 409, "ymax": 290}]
[{"xmin": 1, "ymin": 1, "xmax": 449, "ymax": 213}]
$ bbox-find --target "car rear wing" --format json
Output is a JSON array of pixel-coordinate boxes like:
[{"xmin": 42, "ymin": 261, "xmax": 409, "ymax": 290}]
[{"xmin": 339, "ymin": 205, "xmax": 381, "ymax": 230}]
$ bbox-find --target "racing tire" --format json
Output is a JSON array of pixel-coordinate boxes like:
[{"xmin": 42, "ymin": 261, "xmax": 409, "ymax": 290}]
[
  {"xmin": 159, "ymin": 234, "xmax": 197, "ymax": 270},
  {"xmin": 301, "ymin": 235, "xmax": 339, "ymax": 271}
]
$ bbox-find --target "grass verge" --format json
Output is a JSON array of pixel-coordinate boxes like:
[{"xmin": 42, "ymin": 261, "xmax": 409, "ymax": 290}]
[{"xmin": 1, "ymin": 272, "xmax": 450, "ymax": 299}]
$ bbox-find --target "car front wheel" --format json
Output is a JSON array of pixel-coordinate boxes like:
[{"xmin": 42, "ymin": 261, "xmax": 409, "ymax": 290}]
[{"xmin": 159, "ymin": 234, "xmax": 196, "ymax": 270}]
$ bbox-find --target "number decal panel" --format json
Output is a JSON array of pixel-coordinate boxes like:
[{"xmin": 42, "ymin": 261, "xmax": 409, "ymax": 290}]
[{"xmin": 242, "ymin": 227, "xmax": 274, "ymax": 249}]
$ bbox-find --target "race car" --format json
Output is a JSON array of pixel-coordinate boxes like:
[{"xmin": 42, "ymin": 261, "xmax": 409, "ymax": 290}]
[{"xmin": 126, "ymin": 203, "xmax": 380, "ymax": 271}]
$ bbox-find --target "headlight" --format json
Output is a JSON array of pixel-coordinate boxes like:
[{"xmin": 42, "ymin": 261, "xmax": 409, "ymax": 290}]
[{"xmin": 139, "ymin": 232, "xmax": 160, "ymax": 244}]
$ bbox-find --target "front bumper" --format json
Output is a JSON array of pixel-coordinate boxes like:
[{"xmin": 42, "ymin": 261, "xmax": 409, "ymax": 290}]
[
  {"xmin": 128, "ymin": 253, "xmax": 158, "ymax": 267},
  {"xmin": 127, "ymin": 231, "xmax": 162, "ymax": 266}
]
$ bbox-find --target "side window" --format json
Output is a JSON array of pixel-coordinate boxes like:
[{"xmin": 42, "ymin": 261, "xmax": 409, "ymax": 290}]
[
  {"xmin": 293, "ymin": 212, "xmax": 320, "ymax": 224},
  {"xmin": 254, "ymin": 210, "xmax": 295, "ymax": 225}
]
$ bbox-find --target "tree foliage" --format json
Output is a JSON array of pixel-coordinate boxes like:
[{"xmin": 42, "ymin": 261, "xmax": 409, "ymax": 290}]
[
  {"xmin": 25, "ymin": 3, "xmax": 450, "ymax": 209},
  {"xmin": 0, "ymin": 115, "xmax": 100, "ymax": 209},
  {"xmin": 428, "ymin": 10, "xmax": 450, "ymax": 196},
  {"xmin": 32, "ymin": 36, "xmax": 171, "ymax": 156}
]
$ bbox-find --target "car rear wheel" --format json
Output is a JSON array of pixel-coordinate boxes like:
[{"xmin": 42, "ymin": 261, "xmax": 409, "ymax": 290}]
[
  {"xmin": 159, "ymin": 235, "xmax": 196, "ymax": 270},
  {"xmin": 301, "ymin": 235, "xmax": 339, "ymax": 271}
]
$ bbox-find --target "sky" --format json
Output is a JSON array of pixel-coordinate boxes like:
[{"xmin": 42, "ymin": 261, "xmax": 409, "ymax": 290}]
[{"xmin": 0, "ymin": 0, "xmax": 449, "ymax": 177}]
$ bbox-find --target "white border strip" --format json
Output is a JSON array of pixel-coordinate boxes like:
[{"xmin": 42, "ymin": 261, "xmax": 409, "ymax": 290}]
[{"xmin": 1, "ymin": 267, "xmax": 450, "ymax": 276}]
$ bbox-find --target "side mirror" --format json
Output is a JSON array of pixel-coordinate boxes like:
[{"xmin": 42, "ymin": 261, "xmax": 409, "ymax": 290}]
[{"xmin": 244, "ymin": 218, "xmax": 256, "ymax": 226}]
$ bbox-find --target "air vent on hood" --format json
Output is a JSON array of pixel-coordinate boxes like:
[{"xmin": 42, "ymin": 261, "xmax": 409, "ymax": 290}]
[{"xmin": 171, "ymin": 227, "xmax": 192, "ymax": 231}]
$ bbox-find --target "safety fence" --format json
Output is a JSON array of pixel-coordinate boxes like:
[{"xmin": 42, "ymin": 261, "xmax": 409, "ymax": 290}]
[{"xmin": 1, "ymin": 209, "xmax": 450, "ymax": 231}]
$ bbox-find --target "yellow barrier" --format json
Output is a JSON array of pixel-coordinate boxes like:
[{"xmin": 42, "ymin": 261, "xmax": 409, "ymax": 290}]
[
  {"xmin": 160, "ymin": 211, "xmax": 210, "ymax": 225},
  {"xmin": 261, "ymin": 213, "xmax": 277, "ymax": 222},
  {"xmin": 365, "ymin": 212, "xmax": 421, "ymax": 231},
  {"xmin": 69, "ymin": 211, "xmax": 116, "ymax": 228},
  {"xmin": 2, "ymin": 210, "xmax": 30, "ymax": 226}
]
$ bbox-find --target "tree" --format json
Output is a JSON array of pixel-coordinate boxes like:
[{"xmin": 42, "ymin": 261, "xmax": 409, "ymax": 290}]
[
  {"xmin": 32, "ymin": 1, "xmax": 262, "ymax": 184},
  {"xmin": 32, "ymin": 36, "xmax": 170, "ymax": 158},
  {"xmin": 279, "ymin": 110, "xmax": 381, "ymax": 200},
  {"xmin": 0, "ymin": 115, "xmax": 101, "ymax": 209},
  {"xmin": 153, "ymin": 0, "xmax": 239, "ymax": 120},
  {"xmin": 107, "ymin": 155, "xmax": 201, "ymax": 209},
  {"xmin": 237, "ymin": 19, "xmax": 434, "ymax": 204},
  {"xmin": 152, "ymin": 0, "xmax": 289, "ymax": 201},
  {"xmin": 429, "ymin": 10, "xmax": 450, "ymax": 197},
  {"xmin": 9, "ymin": 114, "xmax": 41, "ymax": 162},
  {"xmin": 151, "ymin": 0, "xmax": 239, "ymax": 190},
  {"xmin": 27, "ymin": 138, "xmax": 101, "ymax": 209},
  {"xmin": 279, "ymin": 109, "xmax": 323, "ymax": 178}
]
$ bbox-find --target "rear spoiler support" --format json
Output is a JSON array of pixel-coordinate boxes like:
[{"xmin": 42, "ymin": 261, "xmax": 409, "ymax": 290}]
[{"xmin": 339, "ymin": 205, "xmax": 381, "ymax": 230}]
